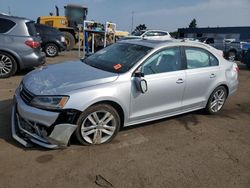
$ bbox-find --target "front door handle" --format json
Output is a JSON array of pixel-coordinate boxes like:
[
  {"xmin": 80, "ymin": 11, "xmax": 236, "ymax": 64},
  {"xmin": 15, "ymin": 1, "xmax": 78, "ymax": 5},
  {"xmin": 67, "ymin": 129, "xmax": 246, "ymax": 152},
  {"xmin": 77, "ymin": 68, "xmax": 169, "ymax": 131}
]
[
  {"xmin": 210, "ymin": 74, "xmax": 216, "ymax": 78},
  {"xmin": 176, "ymin": 78, "xmax": 184, "ymax": 84}
]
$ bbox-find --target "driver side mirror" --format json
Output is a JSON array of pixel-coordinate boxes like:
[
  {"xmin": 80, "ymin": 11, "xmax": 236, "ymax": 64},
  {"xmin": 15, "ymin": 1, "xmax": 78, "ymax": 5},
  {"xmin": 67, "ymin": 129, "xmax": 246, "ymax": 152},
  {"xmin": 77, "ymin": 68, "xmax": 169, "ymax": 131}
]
[
  {"xmin": 139, "ymin": 79, "xmax": 148, "ymax": 93},
  {"xmin": 134, "ymin": 70, "xmax": 148, "ymax": 94}
]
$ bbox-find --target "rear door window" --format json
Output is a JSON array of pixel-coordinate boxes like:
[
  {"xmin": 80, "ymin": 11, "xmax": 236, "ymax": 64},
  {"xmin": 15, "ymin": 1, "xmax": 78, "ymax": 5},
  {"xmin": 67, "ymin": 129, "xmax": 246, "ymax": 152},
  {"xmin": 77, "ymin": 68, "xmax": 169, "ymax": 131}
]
[
  {"xmin": 26, "ymin": 21, "xmax": 37, "ymax": 36},
  {"xmin": 0, "ymin": 18, "xmax": 16, "ymax": 33},
  {"xmin": 185, "ymin": 47, "xmax": 219, "ymax": 69}
]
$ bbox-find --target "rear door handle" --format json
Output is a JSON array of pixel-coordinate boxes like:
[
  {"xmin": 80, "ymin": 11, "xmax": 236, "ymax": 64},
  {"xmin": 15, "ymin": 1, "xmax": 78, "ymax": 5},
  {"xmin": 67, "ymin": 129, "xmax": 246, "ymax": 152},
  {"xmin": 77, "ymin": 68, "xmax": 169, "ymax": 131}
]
[
  {"xmin": 210, "ymin": 74, "xmax": 216, "ymax": 78},
  {"xmin": 176, "ymin": 78, "xmax": 184, "ymax": 84}
]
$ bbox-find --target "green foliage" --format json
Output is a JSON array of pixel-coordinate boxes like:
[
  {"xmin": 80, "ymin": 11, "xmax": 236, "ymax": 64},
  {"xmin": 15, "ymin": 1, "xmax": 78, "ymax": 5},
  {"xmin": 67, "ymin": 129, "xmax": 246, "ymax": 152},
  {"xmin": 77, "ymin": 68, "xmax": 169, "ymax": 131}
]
[
  {"xmin": 189, "ymin": 19, "xmax": 197, "ymax": 28},
  {"xmin": 169, "ymin": 31, "xmax": 178, "ymax": 38},
  {"xmin": 133, "ymin": 24, "xmax": 147, "ymax": 32}
]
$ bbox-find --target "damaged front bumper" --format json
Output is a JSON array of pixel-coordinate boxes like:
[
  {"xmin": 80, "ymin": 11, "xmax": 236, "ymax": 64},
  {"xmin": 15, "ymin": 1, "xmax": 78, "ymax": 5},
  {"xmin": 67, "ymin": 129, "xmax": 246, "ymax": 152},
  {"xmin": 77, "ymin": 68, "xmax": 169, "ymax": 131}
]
[{"xmin": 11, "ymin": 90, "xmax": 78, "ymax": 149}]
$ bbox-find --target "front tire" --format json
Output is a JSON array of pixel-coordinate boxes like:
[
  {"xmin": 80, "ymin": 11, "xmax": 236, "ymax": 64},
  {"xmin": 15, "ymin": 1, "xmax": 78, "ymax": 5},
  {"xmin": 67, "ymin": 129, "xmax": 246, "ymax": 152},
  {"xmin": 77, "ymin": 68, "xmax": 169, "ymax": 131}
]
[
  {"xmin": 0, "ymin": 52, "xmax": 17, "ymax": 78},
  {"xmin": 206, "ymin": 86, "xmax": 227, "ymax": 114},
  {"xmin": 75, "ymin": 104, "xmax": 120, "ymax": 146}
]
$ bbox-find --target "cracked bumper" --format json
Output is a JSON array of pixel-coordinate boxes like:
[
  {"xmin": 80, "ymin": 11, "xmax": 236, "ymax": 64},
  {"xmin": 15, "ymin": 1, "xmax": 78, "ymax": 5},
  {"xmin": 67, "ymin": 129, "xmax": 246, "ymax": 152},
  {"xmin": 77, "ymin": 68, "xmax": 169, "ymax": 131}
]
[{"xmin": 11, "ymin": 90, "xmax": 77, "ymax": 149}]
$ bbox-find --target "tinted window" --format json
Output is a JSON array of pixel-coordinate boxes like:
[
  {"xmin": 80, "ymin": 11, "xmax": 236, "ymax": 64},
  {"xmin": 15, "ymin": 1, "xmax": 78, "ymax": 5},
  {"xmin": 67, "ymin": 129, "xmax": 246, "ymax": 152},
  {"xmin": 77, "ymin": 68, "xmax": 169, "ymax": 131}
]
[
  {"xmin": 156, "ymin": 32, "xmax": 169, "ymax": 36},
  {"xmin": 185, "ymin": 48, "xmax": 219, "ymax": 69},
  {"xmin": 84, "ymin": 43, "xmax": 152, "ymax": 73},
  {"xmin": 131, "ymin": 30, "xmax": 145, "ymax": 36},
  {"xmin": 144, "ymin": 32, "xmax": 159, "ymax": 37},
  {"xmin": 142, "ymin": 47, "xmax": 182, "ymax": 75},
  {"xmin": 26, "ymin": 22, "xmax": 37, "ymax": 36},
  {"xmin": 36, "ymin": 25, "xmax": 61, "ymax": 35},
  {"xmin": 0, "ymin": 18, "xmax": 16, "ymax": 33}
]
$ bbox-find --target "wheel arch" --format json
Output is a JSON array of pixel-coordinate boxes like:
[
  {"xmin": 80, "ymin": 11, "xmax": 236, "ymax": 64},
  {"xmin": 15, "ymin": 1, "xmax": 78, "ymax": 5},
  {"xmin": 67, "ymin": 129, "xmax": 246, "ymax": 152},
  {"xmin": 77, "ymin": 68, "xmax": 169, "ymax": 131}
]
[
  {"xmin": 218, "ymin": 84, "xmax": 229, "ymax": 97},
  {"xmin": 0, "ymin": 49, "xmax": 21, "ymax": 70},
  {"xmin": 208, "ymin": 83, "xmax": 229, "ymax": 99},
  {"xmin": 88, "ymin": 100, "xmax": 125, "ymax": 127},
  {"xmin": 44, "ymin": 41, "xmax": 60, "ymax": 48}
]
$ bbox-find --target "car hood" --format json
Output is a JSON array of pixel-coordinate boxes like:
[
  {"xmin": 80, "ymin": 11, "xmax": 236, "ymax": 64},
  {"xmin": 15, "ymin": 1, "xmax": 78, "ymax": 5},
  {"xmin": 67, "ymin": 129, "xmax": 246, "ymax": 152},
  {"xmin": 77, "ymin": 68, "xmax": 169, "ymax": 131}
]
[{"xmin": 23, "ymin": 61, "xmax": 118, "ymax": 95}]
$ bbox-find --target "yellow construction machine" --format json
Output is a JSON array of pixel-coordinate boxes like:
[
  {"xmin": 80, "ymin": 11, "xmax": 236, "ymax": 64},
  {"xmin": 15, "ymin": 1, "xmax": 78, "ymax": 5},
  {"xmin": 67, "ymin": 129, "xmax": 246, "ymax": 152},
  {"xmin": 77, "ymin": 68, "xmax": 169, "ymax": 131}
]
[{"xmin": 37, "ymin": 4, "xmax": 129, "ymax": 51}]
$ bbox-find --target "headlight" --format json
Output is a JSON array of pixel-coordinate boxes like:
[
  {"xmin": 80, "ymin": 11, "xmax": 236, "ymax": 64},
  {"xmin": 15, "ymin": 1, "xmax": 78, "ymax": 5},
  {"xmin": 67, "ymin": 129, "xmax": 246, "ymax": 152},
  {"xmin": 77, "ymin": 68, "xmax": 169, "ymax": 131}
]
[
  {"xmin": 30, "ymin": 96, "xmax": 69, "ymax": 110},
  {"xmin": 61, "ymin": 36, "xmax": 65, "ymax": 42}
]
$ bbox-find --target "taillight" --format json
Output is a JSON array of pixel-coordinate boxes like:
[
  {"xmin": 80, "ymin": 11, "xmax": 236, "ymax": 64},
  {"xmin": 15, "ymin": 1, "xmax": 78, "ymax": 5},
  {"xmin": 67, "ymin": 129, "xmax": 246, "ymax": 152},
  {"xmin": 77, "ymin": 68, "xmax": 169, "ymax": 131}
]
[
  {"xmin": 233, "ymin": 63, "xmax": 239, "ymax": 72},
  {"xmin": 235, "ymin": 66, "xmax": 240, "ymax": 72},
  {"xmin": 25, "ymin": 40, "xmax": 40, "ymax": 49}
]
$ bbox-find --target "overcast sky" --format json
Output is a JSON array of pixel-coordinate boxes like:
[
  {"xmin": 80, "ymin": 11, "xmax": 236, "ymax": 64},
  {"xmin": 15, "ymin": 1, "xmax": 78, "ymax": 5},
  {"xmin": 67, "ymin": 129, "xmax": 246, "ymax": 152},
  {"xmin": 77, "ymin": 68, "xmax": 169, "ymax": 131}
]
[{"xmin": 1, "ymin": 0, "xmax": 250, "ymax": 32}]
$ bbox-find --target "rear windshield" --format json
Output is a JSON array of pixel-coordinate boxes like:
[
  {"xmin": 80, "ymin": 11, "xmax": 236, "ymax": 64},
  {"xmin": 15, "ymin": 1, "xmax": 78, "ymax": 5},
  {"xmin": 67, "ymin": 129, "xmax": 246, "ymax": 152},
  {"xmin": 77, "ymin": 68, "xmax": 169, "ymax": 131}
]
[
  {"xmin": 0, "ymin": 18, "xmax": 16, "ymax": 33},
  {"xmin": 83, "ymin": 43, "xmax": 152, "ymax": 73},
  {"xmin": 26, "ymin": 21, "xmax": 37, "ymax": 36},
  {"xmin": 35, "ymin": 24, "xmax": 61, "ymax": 35}
]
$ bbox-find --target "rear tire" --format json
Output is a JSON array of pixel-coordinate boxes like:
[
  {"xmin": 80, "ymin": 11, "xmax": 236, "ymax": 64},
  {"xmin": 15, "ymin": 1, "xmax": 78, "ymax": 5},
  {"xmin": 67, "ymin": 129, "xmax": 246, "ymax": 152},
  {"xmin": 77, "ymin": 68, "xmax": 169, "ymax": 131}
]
[
  {"xmin": 0, "ymin": 52, "xmax": 17, "ymax": 78},
  {"xmin": 205, "ymin": 86, "xmax": 227, "ymax": 114},
  {"xmin": 228, "ymin": 51, "xmax": 237, "ymax": 61},
  {"xmin": 62, "ymin": 32, "xmax": 75, "ymax": 51},
  {"xmin": 45, "ymin": 43, "xmax": 59, "ymax": 57},
  {"xmin": 75, "ymin": 104, "xmax": 120, "ymax": 146}
]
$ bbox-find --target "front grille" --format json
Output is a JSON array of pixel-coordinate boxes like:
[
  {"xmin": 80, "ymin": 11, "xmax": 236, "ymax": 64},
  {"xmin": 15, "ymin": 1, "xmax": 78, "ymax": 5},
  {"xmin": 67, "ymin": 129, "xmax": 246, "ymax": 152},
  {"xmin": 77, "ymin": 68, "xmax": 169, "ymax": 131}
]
[{"xmin": 20, "ymin": 86, "xmax": 34, "ymax": 104}]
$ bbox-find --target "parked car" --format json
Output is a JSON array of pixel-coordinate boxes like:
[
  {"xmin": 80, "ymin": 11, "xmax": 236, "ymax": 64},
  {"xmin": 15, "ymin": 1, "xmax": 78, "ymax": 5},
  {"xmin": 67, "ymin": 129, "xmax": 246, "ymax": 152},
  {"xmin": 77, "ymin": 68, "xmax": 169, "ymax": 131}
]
[
  {"xmin": 35, "ymin": 24, "xmax": 66, "ymax": 57},
  {"xmin": 242, "ymin": 49, "xmax": 250, "ymax": 69},
  {"xmin": 199, "ymin": 37, "xmax": 242, "ymax": 61},
  {"xmin": 0, "ymin": 14, "xmax": 45, "ymax": 78},
  {"xmin": 120, "ymin": 30, "xmax": 172, "ymax": 41},
  {"xmin": 12, "ymin": 39, "xmax": 239, "ymax": 149}
]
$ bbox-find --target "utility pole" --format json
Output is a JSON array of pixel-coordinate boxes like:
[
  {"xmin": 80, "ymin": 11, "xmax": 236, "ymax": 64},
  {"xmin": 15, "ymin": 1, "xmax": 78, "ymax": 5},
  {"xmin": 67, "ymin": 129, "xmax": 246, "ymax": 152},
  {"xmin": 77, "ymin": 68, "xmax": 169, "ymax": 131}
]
[
  {"xmin": 131, "ymin": 11, "xmax": 134, "ymax": 33},
  {"xmin": 8, "ymin": 6, "xmax": 11, "ymax": 15}
]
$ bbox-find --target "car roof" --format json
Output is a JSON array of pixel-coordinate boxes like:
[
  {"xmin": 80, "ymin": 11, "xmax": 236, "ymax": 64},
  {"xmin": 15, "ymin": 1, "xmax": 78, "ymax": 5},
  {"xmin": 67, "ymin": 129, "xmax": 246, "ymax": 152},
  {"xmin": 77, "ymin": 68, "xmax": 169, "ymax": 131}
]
[
  {"xmin": 118, "ymin": 39, "xmax": 174, "ymax": 48},
  {"xmin": 145, "ymin": 30, "xmax": 169, "ymax": 33},
  {"xmin": 118, "ymin": 39, "xmax": 214, "ymax": 50},
  {"xmin": 0, "ymin": 13, "xmax": 33, "ymax": 22}
]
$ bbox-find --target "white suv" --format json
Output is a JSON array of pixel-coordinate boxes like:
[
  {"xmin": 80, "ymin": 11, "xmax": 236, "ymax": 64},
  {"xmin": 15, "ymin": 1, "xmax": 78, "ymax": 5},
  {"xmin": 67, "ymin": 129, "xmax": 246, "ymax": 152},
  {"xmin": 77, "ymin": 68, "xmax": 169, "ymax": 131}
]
[{"xmin": 122, "ymin": 30, "xmax": 172, "ymax": 41}]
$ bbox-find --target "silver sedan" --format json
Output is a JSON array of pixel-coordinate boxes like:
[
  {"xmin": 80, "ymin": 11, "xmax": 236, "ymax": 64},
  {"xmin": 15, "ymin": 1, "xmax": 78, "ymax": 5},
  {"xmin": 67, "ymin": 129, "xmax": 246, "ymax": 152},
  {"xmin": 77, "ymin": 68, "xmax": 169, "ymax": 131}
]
[{"xmin": 11, "ymin": 39, "xmax": 239, "ymax": 149}]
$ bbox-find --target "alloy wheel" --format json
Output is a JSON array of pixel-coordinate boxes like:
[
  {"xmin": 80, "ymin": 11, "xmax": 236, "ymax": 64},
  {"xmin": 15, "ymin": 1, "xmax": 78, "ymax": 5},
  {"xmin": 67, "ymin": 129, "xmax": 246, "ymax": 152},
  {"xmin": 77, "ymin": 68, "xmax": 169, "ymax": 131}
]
[
  {"xmin": 0, "ymin": 54, "xmax": 13, "ymax": 77},
  {"xmin": 80, "ymin": 110, "xmax": 117, "ymax": 144},
  {"xmin": 46, "ymin": 45, "xmax": 57, "ymax": 57},
  {"xmin": 210, "ymin": 89, "xmax": 226, "ymax": 113}
]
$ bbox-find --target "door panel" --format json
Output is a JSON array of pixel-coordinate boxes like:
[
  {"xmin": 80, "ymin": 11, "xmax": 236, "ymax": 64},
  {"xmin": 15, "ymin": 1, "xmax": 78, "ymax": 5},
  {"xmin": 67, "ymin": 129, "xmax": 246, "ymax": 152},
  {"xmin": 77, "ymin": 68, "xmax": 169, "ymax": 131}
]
[
  {"xmin": 182, "ymin": 47, "xmax": 220, "ymax": 110},
  {"xmin": 182, "ymin": 67, "xmax": 220, "ymax": 110},
  {"xmin": 129, "ymin": 71, "xmax": 185, "ymax": 122},
  {"xmin": 129, "ymin": 47, "xmax": 185, "ymax": 123}
]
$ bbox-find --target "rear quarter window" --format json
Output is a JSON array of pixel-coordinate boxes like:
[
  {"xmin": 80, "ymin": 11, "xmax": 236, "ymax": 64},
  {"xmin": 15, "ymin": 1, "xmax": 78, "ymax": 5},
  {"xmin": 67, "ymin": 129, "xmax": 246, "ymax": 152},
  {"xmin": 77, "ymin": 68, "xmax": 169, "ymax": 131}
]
[
  {"xmin": 0, "ymin": 18, "xmax": 16, "ymax": 33},
  {"xmin": 26, "ymin": 21, "xmax": 37, "ymax": 36},
  {"xmin": 185, "ymin": 47, "xmax": 219, "ymax": 69}
]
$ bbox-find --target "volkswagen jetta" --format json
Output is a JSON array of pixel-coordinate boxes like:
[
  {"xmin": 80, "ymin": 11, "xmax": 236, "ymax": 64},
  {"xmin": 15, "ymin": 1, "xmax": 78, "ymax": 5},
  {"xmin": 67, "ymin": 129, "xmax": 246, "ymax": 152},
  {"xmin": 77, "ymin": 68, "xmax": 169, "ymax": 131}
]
[{"xmin": 11, "ymin": 39, "xmax": 239, "ymax": 149}]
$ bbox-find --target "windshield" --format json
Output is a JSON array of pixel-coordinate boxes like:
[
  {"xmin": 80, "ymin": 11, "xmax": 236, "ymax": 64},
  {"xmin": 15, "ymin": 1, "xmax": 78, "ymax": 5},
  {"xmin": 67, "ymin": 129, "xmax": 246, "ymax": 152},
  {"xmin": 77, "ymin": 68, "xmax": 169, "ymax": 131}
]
[
  {"xmin": 131, "ymin": 30, "xmax": 145, "ymax": 36},
  {"xmin": 83, "ymin": 43, "xmax": 152, "ymax": 73}
]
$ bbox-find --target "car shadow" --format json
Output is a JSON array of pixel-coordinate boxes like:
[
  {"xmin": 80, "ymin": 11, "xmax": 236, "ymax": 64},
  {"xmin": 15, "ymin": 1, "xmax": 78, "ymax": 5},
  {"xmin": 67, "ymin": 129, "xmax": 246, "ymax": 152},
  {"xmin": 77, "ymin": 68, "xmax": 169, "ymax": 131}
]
[
  {"xmin": 121, "ymin": 110, "xmax": 204, "ymax": 132},
  {"xmin": 15, "ymin": 68, "xmax": 35, "ymax": 76}
]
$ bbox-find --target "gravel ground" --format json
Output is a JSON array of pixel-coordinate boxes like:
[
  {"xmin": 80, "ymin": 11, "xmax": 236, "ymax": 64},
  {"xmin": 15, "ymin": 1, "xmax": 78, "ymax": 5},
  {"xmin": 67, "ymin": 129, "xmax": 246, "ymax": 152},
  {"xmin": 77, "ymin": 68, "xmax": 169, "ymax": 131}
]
[{"xmin": 0, "ymin": 51, "xmax": 250, "ymax": 188}]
